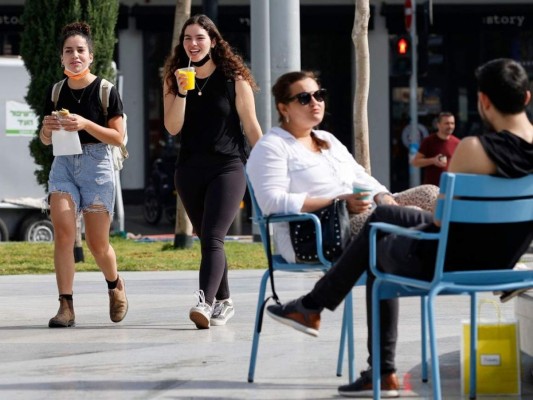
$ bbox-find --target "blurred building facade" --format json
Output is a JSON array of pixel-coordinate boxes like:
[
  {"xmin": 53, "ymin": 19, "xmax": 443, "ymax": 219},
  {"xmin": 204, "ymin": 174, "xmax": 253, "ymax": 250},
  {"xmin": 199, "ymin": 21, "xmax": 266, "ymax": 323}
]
[{"xmin": 2, "ymin": 0, "xmax": 533, "ymax": 196}]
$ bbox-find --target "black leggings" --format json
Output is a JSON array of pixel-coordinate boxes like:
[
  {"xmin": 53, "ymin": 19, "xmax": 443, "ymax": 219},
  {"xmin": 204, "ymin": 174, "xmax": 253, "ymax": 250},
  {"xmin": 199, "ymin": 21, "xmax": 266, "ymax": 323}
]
[{"xmin": 175, "ymin": 158, "xmax": 245, "ymax": 305}]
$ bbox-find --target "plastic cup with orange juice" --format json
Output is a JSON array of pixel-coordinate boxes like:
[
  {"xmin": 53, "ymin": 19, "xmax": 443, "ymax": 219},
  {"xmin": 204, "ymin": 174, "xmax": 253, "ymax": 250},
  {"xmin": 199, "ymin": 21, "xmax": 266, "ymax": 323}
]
[{"xmin": 178, "ymin": 67, "xmax": 196, "ymax": 91}]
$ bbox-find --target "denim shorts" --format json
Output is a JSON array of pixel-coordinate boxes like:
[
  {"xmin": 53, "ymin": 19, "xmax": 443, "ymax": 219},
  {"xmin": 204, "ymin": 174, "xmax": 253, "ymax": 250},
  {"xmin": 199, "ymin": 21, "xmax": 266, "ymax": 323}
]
[{"xmin": 48, "ymin": 143, "xmax": 115, "ymax": 216}]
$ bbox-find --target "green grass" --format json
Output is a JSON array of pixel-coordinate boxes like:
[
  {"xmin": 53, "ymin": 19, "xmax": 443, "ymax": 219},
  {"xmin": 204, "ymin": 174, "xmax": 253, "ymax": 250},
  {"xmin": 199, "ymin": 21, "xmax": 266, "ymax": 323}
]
[{"xmin": 0, "ymin": 237, "xmax": 266, "ymax": 275}]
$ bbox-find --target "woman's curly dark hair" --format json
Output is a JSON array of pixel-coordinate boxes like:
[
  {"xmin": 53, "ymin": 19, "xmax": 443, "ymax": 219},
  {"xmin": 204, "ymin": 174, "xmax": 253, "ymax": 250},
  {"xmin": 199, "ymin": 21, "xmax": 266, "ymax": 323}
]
[
  {"xmin": 59, "ymin": 21, "xmax": 93, "ymax": 54},
  {"xmin": 163, "ymin": 14, "xmax": 258, "ymax": 96}
]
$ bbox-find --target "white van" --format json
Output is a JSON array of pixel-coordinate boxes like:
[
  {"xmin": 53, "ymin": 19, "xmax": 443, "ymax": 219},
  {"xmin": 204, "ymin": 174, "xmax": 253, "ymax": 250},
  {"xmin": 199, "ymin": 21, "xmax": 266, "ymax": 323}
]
[{"xmin": 0, "ymin": 56, "xmax": 53, "ymax": 242}]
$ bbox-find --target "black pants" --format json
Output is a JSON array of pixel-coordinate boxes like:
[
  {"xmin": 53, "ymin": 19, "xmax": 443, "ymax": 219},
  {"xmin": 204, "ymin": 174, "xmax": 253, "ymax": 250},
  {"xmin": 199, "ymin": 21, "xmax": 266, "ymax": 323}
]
[
  {"xmin": 309, "ymin": 205, "xmax": 435, "ymax": 373},
  {"xmin": 175, "ymin": 158, "xmax": 246, "ymax": 304}
]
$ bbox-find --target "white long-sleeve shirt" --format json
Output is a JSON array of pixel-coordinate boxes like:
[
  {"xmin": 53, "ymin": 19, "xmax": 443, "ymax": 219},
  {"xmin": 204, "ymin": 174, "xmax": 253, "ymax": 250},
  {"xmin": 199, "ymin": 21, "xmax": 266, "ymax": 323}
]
[{"xmin": 246, "ymin": 126, "xmax": 388, "ymax": 262}]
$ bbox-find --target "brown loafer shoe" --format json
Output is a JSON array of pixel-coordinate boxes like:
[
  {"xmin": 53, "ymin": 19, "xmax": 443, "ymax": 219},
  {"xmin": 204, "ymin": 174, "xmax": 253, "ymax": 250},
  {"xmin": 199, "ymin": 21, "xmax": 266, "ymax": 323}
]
[
  {"xmin": 109, "ymin": 276, "xmax": 128, "ymax": 323},
  {"xmin": 338, "ymin": 369, "xmax": 400, "ymax": 398},
  {"xmin": 266, "ymin": 296, "xmax": 322, "ymax": 337}
]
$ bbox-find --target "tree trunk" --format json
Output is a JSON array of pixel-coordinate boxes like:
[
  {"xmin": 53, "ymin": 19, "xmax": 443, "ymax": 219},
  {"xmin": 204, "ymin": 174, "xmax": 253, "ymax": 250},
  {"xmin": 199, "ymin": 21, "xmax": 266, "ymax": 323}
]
[
  {"xmin": 172, "ymin": 0, "xmax": 191, "ymax": 49},
  {"xmin": 172, "ymin": 0, "xmax": 194, "ymax": 249},
  {"xmin": 352, "ymin": 0, "xmax": 371, "ymax": 173}
]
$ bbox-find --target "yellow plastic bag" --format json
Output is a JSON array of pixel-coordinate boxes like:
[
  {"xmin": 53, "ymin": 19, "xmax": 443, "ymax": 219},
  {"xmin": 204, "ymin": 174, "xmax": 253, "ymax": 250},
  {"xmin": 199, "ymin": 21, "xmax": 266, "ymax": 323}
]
[{"xmin": 461, "ymin": 299, "xmax": 521, "ymax": 396}]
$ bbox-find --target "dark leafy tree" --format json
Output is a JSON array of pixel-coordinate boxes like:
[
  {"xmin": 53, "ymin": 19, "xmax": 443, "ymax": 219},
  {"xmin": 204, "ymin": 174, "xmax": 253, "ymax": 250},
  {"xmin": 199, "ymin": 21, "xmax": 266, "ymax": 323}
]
[{"xmin": 20, "ymin": 0, "xmax": 118, "ymax": 188}]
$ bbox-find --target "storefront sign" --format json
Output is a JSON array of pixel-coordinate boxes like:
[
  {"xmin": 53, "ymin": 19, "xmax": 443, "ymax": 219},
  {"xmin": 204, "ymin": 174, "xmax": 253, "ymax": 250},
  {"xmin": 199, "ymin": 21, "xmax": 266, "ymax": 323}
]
[
  {"xmin": 0, "ymin": 6, "xmax": 23, "ymax": 31},
  {"xmin": 382, "ymin": 4, "xmax": 533, "ymax": 33},
  {"xmin": 5, "ymin": 101, "xmax": 38, "ymax": 137},
  {"xmin": 0, "ymin": 15, "xmax": 21, "ymax": 26},
  {"xmin": 483, "ymin": 15, "xmax": 526, "ymax": 27}
]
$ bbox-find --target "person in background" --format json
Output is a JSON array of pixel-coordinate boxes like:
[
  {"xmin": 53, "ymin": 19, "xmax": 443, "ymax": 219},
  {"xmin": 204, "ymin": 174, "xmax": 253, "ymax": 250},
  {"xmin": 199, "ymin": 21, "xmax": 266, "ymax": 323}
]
[
  {"xmin": 411, "ymin": 112, "xmax": 460, "ymax": 185},
  {"xmin": 162, "ymin": 14, "xmax": 262, "ymax": 329},
  {"xmin": 246, "ymin": 70, "xmax": 438, "ymax": 265},
  {"xmin": 266, "ymin": 58, "xmax": 533, "ymax": 398},
  {"xmin": 39, "ymin": 22, "xmax": 128, "ymax": 328}
]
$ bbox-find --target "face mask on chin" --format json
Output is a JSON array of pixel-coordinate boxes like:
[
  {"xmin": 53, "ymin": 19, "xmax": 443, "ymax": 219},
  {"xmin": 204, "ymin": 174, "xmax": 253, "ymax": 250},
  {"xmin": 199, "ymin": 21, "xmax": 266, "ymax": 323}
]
[
  {"xmin": 63, "ymin": 66, "xmax": 91, "ymax": 80},
  {"xmin": 191, "ymin": 53, "xmax": 211, "ymax": 67}
]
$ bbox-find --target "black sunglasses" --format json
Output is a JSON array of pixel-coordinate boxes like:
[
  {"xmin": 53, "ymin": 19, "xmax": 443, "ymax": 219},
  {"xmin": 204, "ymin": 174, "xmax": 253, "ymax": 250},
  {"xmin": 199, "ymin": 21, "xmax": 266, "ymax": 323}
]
[{"xmin": 288, "ymin": 88, "xmax": 327, "ymax": 105}]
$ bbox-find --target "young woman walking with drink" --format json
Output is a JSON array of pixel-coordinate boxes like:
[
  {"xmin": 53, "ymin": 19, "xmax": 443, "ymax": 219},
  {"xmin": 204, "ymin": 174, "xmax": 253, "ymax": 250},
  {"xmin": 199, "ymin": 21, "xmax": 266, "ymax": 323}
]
[{"xmin": 162, "ymin": 14, "xmax": 262, "ymax": 329}]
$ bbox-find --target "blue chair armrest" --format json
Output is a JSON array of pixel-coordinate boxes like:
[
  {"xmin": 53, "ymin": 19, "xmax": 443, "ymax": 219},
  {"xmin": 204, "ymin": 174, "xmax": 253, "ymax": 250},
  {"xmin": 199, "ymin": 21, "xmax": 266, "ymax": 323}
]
[
  {"xmin": 368, "ymin": 222, "xmax": 441, "ymax": 290},
  {"xmin": 369, "ymin": 222, "xmax": 440, "ymax": 240}
]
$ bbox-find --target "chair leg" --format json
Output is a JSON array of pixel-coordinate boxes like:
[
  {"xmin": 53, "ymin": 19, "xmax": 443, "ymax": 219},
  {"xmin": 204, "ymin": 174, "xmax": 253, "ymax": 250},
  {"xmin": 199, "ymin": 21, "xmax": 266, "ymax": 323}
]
[
  {"xmin": 247, "ymin": 271, "xmax": 270, "ymax": 383},
  {"xmin": 337, "ymin": 301, "xmax": 347, "ymax": 377},
  {"xmin": 346, "ymin": 292, "xmax": 355, "ymax": 383},
  {"xmin": 469, "ymin": 292, "xmax": 478, "ymax": 399},
  {"xmin": 428, "ymin": 291, "xmax": 442, "ymax": 400},
  {"xmin": 420, "ymin": 296, "xmax": 429, "ymax": 382},
  {"xmin": 336, "ymin": 292, "xmax": 355, "ymax": 382},
  {"xmin": 372, "ymin": 281, "xmax": 382, "ymax": 400}
]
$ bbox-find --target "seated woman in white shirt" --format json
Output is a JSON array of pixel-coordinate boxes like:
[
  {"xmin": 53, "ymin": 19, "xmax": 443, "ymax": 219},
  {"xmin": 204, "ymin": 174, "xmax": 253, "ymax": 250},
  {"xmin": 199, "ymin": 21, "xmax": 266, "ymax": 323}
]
[{"xmin": 246, "ymin": 71, "xmax": 438, "ymax": 263}]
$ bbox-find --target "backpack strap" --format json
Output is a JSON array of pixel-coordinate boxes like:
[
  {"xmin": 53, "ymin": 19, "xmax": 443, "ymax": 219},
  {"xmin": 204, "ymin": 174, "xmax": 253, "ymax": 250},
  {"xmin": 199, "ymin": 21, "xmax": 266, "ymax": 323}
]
[
  {"xmin": 51, "ymin": 78, "xmax": 67, "ymax": 109},
  {"xmin": 100, "ymin": 78, "xmax": 127, "ymax": 153},
  {"xmin": 99, "ymin": 78, "xmax": 113, "ymax": 121}
]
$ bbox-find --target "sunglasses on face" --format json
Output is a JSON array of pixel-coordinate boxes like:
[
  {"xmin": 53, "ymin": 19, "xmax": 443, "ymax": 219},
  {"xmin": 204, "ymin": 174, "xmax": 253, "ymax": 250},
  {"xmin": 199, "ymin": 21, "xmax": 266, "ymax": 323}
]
[{"xmin": 288, "ymin": 88, "xmax": 327, "ymax": 105}]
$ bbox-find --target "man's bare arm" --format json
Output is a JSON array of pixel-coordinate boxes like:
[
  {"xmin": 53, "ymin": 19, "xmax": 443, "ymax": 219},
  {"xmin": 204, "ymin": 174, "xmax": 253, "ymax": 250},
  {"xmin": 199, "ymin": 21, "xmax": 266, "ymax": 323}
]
[{"xmin": 448, "ymin": 137, "xmax": 496, "ymax": 175}]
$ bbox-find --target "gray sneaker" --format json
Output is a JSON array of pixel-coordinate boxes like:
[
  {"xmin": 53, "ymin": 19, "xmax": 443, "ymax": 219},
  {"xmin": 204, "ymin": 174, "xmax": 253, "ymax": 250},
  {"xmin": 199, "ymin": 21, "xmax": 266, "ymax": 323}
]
[
  {"xmin": 189, "ymin": 290, "xmax": 212, "ymax": 329},
  {"xmin": 210, "ymin": 299, "xmax": 235, "ymax": 326}
]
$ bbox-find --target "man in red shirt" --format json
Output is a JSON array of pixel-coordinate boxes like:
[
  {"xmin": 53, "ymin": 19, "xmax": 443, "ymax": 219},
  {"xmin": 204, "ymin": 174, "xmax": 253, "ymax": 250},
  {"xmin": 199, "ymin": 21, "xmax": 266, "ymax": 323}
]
[{"xmin": 411, "ymin": 112, "xmax": 460, "ymax": 185}]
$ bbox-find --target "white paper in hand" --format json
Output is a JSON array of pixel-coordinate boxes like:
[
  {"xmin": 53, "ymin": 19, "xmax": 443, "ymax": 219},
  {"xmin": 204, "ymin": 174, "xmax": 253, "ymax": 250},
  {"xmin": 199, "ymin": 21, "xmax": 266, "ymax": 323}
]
[{"xmin": 52, "ymin": 129, "xmax": 82, "ymax": 156}]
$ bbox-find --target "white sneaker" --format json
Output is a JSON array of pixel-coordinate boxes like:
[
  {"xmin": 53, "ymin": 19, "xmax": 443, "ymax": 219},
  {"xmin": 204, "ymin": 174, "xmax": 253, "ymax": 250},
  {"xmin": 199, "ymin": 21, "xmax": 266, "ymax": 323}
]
[
  {"xmin": 210, "ymin": 298, "xmax": 235, "ymax": 326},
  {"xmin": 189, "ymin": 290, "xmax": 212, "ymax": 329}
]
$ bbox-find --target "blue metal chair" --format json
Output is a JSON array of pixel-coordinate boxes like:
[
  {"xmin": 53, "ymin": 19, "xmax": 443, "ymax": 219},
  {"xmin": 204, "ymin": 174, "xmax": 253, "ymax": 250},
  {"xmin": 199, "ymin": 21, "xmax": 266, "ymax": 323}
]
[
  {"xmin": 369, "ymin": 173, "xmax": 533, "ymax": 399},
  {"xmin": 245, "ymin": 173, "xmax": 364, "ymax": 383}
]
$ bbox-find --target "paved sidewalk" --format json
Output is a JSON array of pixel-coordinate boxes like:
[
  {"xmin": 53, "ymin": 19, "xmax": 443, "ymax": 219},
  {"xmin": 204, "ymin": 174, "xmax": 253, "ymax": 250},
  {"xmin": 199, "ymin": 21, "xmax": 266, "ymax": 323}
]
[{"xmin": 0, "ymin": 270, "xmax": 531, "ymax": 399}]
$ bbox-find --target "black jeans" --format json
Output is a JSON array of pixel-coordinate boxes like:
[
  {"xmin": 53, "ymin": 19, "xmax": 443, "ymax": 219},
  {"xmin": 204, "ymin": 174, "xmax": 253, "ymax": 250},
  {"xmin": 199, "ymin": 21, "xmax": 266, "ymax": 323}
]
[
  {"xmin": 309, "ymin": 205, "xmax": 435, "ymax": 373},
  {"xmin": 175, "ymin": 158, "xmax": 246, "ymax": 304}
]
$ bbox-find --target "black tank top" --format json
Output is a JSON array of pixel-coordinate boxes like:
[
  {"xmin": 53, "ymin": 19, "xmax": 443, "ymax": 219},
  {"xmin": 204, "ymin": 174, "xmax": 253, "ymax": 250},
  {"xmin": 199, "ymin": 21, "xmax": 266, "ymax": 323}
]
[
  {"xmin": 177, "ymin": 68, "xmax": 244, "ymax": 166},
  {"xmin": 443, "ymin": 130, "xmax": 533, "ymax": 271},
  {"xmin": 479, "ymin": 130, "xmax": 533, "ymax": 177}
]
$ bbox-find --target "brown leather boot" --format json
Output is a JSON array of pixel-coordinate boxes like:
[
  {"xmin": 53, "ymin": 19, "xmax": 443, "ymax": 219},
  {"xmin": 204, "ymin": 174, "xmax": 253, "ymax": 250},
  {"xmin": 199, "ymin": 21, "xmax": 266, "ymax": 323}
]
[
  {"xmin": 109, "ymin": 276, "xmax": 128, "ymax": 323},
  {"xmin": 49, "ymin": 295, "xmax": 75, "ymax": 328}
]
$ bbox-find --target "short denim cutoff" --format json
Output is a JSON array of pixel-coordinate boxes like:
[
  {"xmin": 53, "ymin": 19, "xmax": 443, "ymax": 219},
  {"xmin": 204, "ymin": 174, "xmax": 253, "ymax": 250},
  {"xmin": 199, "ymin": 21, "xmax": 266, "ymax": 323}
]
[{"xmin": 48, "ymin": 143, "xmax": 116, "ymax": 216}]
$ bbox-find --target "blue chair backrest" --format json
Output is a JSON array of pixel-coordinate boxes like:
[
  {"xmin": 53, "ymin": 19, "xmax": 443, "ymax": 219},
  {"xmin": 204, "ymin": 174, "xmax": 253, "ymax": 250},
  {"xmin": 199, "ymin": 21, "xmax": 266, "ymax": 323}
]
[
  {"xmin": 432, "ymin": 172, "xmax": 533, "ymax": 282},
  {"xmin": 435, "ymin": 173, "xmax": 533, "ymax": 224},
  {"xmin": 245, "ymin": 172, "xmax": 274, "ymax": 256},
  {"xmin": 246, "ymin": 172, "xmax": 263, "ymax": 220}
]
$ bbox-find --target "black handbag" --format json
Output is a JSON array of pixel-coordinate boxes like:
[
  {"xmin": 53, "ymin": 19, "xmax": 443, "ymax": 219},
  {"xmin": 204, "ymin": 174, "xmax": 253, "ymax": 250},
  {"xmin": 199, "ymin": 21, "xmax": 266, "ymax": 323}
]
[{"xmin": 289, "ymin": 199, "xmax": 351, "ymax": 262}]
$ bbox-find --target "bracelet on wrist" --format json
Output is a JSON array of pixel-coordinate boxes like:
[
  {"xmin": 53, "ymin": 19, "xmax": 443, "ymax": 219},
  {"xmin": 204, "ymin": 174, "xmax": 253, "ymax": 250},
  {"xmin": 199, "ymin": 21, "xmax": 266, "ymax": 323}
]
[
  {"xmin": 177, "ymin": 91, "xmax": 187, "ymax": 98},
  {"xmin": 40, "ymin": 129, "xmax": 52, "ymax": 140}
]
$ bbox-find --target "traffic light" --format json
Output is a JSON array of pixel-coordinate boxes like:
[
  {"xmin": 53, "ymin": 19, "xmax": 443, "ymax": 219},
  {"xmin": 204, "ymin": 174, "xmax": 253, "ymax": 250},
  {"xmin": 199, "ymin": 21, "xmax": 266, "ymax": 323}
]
[{"xmin": 390, "ymin": 34, "xmax": 412, "ymax": 77}]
